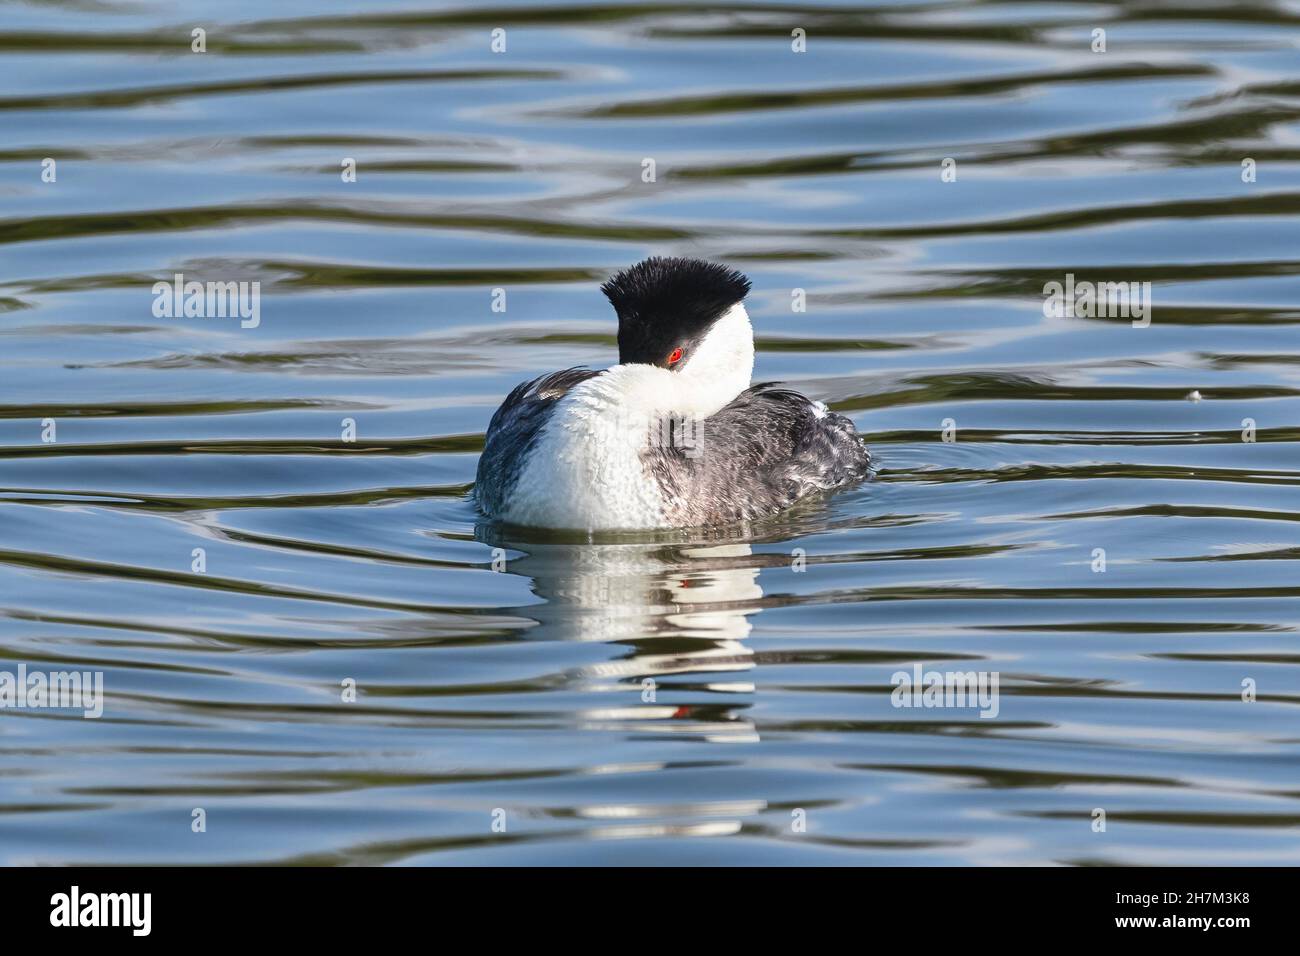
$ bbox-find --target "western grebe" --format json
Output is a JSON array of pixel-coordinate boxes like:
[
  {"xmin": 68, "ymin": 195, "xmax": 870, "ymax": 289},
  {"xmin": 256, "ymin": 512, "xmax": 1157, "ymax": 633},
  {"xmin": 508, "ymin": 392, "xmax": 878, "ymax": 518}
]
[{"xmin": 476, "ymin": 257, "xmax": 871, "ymax": 529}]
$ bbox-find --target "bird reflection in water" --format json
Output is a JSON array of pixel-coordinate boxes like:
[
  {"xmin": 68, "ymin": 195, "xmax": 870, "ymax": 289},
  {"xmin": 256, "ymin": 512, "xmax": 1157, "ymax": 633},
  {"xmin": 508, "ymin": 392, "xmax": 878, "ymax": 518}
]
[{"xmin": 477, "ymin": 526, "xmax": 766, "ymax": 743}]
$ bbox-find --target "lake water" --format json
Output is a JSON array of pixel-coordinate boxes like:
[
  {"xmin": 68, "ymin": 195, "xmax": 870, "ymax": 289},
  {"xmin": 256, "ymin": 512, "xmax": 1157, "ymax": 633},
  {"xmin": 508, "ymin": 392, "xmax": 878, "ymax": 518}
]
[{"xmin": 1, "ymin": 0, "xmax": 1298, "ymax": 865}]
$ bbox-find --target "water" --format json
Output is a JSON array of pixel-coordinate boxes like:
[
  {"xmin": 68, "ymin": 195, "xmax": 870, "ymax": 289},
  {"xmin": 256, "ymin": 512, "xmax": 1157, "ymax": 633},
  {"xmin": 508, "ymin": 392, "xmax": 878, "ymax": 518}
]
[{"xmin": 2, "ymin": 0, "xmax": 1298, "ymax": 866}]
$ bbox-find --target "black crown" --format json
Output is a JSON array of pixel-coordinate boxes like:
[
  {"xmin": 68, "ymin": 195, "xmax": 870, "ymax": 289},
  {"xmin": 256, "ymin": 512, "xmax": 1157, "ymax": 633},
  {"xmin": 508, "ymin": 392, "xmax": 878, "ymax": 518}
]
[{"xmin": 602, "ymin": 257, "xmax": 751, "ymax": 367}]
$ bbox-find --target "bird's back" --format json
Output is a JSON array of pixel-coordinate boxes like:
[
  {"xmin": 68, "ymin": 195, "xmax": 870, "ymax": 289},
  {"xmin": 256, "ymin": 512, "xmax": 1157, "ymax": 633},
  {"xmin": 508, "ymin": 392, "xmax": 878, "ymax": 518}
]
[
  {"xmin": 476, "ymin": 371, "xmax": 871, "ymax": 529},
  {"xmin": 644, "ymin": 383, "xmax": 871, "ymax": 526}
]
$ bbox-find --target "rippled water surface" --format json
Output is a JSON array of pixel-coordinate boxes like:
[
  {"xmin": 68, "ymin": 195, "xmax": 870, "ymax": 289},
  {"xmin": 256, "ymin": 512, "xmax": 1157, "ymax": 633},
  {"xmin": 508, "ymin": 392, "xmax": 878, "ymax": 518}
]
[{"xmin": 2, "ymin": 0, "xmax": 1299, "ymax": 865}]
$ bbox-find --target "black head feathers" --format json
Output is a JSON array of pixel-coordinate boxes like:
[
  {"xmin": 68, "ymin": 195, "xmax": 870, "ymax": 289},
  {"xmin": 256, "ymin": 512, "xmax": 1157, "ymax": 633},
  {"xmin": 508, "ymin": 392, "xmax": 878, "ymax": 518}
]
[{"xmin": 602, "ymin": 257, "xmax": 751, "ymax": 368}]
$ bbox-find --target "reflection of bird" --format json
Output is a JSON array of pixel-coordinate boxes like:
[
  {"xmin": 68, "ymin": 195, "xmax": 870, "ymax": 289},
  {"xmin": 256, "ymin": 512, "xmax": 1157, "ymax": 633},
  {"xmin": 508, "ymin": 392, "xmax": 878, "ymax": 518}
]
[
  {"xmin": 476, "ymin": 257, "xmax": 871, "ymax": 530},
  {"xmin": 483, "ymin": 530, "xmax": 764, "ymax": 742}
]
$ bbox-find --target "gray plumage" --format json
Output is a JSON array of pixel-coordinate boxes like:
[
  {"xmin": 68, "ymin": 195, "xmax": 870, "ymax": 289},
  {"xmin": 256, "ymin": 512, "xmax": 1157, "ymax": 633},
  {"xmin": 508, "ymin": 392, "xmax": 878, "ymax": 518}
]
[
  {"xmin": 475, "ymin": 257, "xmax": 872, "ymax": 529},
  {"xmin": 644, "ymin": 383, "xmax": 871, "ymax": 525},
  {"xmin": 476, "ymin": 372, "xmax": 871, "ymax": 527}
]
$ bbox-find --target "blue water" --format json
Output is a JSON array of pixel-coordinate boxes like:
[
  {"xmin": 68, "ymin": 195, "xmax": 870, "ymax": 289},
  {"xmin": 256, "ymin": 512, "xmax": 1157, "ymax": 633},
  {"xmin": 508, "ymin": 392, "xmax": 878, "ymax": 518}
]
[{"xmin": 1, "ymin": 0, "xmax": 1298, "ymax": 865}]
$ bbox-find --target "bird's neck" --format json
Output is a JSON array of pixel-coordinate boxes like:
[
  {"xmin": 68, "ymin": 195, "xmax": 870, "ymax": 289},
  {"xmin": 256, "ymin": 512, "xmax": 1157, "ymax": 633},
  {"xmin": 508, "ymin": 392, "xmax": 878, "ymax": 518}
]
[{"xmin": 605, "ymin": 302, "xmax": 755, "ymax": 420}]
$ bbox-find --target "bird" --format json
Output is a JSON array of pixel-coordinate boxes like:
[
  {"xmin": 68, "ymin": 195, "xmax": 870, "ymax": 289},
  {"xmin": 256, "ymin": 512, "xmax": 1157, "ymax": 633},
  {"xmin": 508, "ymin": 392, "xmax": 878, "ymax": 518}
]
[{"xmin": 475, "ymin": 256, "xmax": 871, "ymax": 530}]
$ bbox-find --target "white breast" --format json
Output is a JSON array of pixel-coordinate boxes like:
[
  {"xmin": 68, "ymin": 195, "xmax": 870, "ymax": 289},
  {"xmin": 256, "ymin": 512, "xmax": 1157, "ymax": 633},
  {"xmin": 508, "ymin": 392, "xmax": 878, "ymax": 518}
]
[
  {"xmin": 495, "ymin": 304, "xmax": 756, "ymax": 530},
  {"xmin": 498, "ymin": 366, "xmax": 672, "ymax": 530}
]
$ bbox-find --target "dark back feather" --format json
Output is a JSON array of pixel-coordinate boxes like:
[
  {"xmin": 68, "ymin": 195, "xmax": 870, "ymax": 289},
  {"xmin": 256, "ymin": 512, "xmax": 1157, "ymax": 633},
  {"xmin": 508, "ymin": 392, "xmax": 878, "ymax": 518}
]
[{"xmin": 643, "ymin": 383, "xmax": 871, "ymax": 525}]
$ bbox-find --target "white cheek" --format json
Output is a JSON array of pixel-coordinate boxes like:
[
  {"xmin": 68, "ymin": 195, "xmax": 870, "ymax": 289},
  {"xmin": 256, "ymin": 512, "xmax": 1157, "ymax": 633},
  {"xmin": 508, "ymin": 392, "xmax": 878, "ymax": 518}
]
[{"xmin": 677, "ymin": 303, "xmax": 753, "ymax": 416}]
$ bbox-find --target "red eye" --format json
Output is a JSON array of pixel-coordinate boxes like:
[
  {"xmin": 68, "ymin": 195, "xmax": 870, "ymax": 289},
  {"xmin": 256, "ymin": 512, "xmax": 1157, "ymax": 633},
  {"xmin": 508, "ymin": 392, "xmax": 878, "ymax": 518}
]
[{"xmin": 668, "ymin": 347, "xmax": 683, "ymax": 365}]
